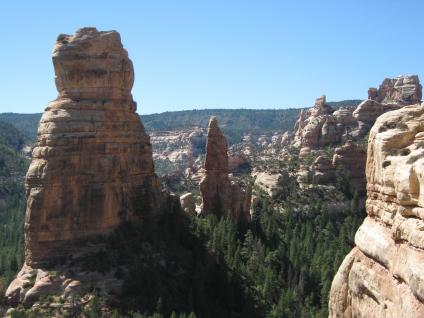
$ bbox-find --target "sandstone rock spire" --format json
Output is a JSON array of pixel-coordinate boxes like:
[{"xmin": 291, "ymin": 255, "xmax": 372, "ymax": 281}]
[
  {"xmin": 23, "ymin": 27, "xmax": 161, "ymax": 266},
  {"xmin": 200, "ymin": 117, "xmax": 251, "ymax": 221},
  {"xmin": 329, "ymin": 103, "xmax": 424, "ymax": 317}
]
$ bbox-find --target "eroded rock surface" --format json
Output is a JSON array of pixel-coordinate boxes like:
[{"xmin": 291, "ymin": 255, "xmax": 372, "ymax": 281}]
[
  {"xmin": 370, "ymin": 75, "xmax": 422, "ymax": 105},
  {"xmin": 332, "ymin": 140, "xmax": 366, "ymax": 192},
  {"xmin": 200, "ymin": 117, "xmax": 251, "ymax": 220},
  {"xmin": 3, "ymin": 25, "xmax": 162, "ymax": 282},
  {"xmin": 293, "ymin": 96, "xmax": 356, "ymax": 156},
  {"xmin": 329, "ymin": 103, "xmax": 424, "ymax": 317},
  {"xmin": 310, "ymin": 155, "xmax": 335, "ymax": 185},
  {"xmin": 180, "ymin": 192, "xmax": 196, "ymax": 213},
  {"xmin": 353, "ymin": 75, "xmax": 422, "ymax": 137},
  {"xmin": 23, "ymin": 28, "xmax": 161, "ymax": 268}
]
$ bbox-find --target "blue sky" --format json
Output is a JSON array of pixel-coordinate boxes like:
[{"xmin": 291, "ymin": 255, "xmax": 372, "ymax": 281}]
[{"xmin": 0, "ymin": 0, "xmax": 423, "ymax": 114}]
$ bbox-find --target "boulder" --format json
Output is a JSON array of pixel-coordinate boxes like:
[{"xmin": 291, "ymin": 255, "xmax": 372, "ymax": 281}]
[{"xmin": 180, "ymin": 193, "xmax": 196, "ymax": 213}]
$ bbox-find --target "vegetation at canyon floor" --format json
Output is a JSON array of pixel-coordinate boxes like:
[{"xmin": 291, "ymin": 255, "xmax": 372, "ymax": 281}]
[{"xmin": 0, "ymin": 133, "xmax": 364, "ymax": 318}]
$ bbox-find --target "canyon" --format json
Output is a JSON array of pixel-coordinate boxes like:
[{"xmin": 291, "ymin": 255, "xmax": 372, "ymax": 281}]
[{"xmin": 0, "ymin": 26, "xmax": 423, "ymax": 318}]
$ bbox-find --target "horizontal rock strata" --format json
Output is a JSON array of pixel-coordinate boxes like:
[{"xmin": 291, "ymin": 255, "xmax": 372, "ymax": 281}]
[
  {"xmin": 329, "ymin": 103, "xmax": 424, "ymax": 317},
  {"xmin": 23, "ymin": 28, "xmax": 161, "ymax": 267}
]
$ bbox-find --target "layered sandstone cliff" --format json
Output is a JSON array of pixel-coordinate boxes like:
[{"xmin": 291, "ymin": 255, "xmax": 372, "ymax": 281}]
[
  {"xmin": 293, "ymin": 76, "xmax": 422, "ymax": 154},
  {"xmin": 200, "ymin": 117, "xmax": 251, "ymax": 221},
  {"xmin": 353, "ymin": 75, "xmax": 422, "ymax": 137},
  {"xmin": 17, "ymin": 28, "xmax": 161, "ymax": 267},
  {"xmin": 329, "ymin": 103, "xmax": 424, "ymax": 317},
  {"xmin": 292, "ymin": 95, "xmax": 359, "ymax": 157}
]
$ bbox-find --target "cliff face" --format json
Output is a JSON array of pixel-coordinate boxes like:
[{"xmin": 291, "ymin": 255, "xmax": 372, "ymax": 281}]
[
  {"xmin": 23, "ymin": 27, "xmax": 161, "ymax": 267},
  {"xmin": 200, "ymin": 117, "xmax": 251, "ymax": 221},
  {"xmin": 372, "ymin": 75, "xmax": 422, "ymax": 105},
  {"xmin": 293, "ymin": 95, "xmax": 347, "ymax": 156},
  {"xmin": 329, "ymin": 103, "xmax": 424, "ymax": 317},
  {"xmin": 353, "ymin": 75, "xmax": 422, "ymax": 137},
  {"xmin": 293, "ymin": 76, "xmax": 422, "ymax": 154}
]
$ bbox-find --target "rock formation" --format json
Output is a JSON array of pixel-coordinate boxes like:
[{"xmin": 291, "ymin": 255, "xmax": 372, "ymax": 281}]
[
  {"xmin": 292, "ymin": 95, "xmax": 351, "ymax": 156},
  {"xmin": 310, "ymin": 155, "xmax": 335, "ymax": 185},
  {"xmin": 353, "ymin": 75, "xmax": 422, "ymax": 137},
  {"xmin": 370, "ymin": 75, "xmax": 422, "ymax": 105},
  {"xmin": 332, "ymin": 140, "xmax": 366, "ymax": 192},
  {"xmin": 329, "ymin": 103, "xmax": 424, "ymax": 317},
  {"xmin": 200, "ymin": 117, "xmax": 251, "ymax": 221},
  {"xmin": 180, "ymin": 192, "xmax": 196, "ymax": 213},
  {"xmin": 6, "ymin": 27, "xmax": 161, "ymax": 303},
  {"xmin": 228, "ymin": 153, "xmax": 251, "ymax": 174},
  {"xmin": 293, "ymin": 76, "xmax": 422, "ymax": 153}
]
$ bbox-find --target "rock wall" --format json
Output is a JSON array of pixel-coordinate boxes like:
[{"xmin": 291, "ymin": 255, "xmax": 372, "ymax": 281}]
[
  {"xmin": 200, "ymin": 117, "xmax": 251, "ymax": 221},
  {"xmin": 22, "ymin": 28, "xmax": 161, "ymax": 267},
  {"xmin": 293, "ymin": 76, "xmax": 422, "ymax": 153},
  {"xmin": 371, "ymin": 75, "xmax": 422, "ymax": 105},
  {"xmin": 292, "ymin": 95, "xmax": 356, "ymax": 157},
  {"xmin": 353, "ymin": 75, "xmax": 422, "ymax": 138},
  {"xmin": 329, "ymin": 103, "xmax": 424, "ymax": 317}
]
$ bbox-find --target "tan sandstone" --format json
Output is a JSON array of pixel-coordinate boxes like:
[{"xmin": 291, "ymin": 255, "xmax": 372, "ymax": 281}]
[
  {"xmin": 200, "ymin": 117, "xmax": 251, "ymax": 221},
  {"xmin": 329, "ymin": 103, "xmax": 424, "ymax": 317}
]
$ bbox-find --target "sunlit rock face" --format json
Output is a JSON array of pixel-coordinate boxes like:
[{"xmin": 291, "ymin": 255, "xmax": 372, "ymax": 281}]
[
  {"xmin": 353, "ymin": 75, "xmax": 422, "ymax": 137},
  {"xmin": 371, "ymin": 75, "xmax": 422, "ymax": 105},
  {"xmin": 200, "ymin": 117, "xmax": 251, "ymax": 221},
  {"xmin": 23, "ymin": 27, "xmax": 161, "ymax": 267},
  {"xmin": 329, "ymin": 103, "xmax": 424, "ymax": 317},
  {"xmin": 292, "ymin": 95, "xmax": 355, "ymax": 157}
]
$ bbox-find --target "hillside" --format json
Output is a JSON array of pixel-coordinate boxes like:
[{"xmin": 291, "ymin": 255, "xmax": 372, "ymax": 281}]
[
  {"xmin": 0, "ymin": 100, "xmax": 361, "ymax": 143},
  {"xmin": 0, "ymin": 122, "xmax": 28, "ymax": 286}
]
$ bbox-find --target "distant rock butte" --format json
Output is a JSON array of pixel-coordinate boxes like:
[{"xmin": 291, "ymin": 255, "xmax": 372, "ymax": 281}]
[
  {"xmin": 353, "ymin": 75, "xmax": 422, "ymax": 137},
  {"xmin": 293, "ymin": 95, "xmax": 351, "ymax": 156},
  {"xmin": 329, "ymin": 103, "xmax": 424, "ymax": 317},
  {"xmin": 22, "ymin": 27, "xmax": 161, "ymax": 267},
  {"xmin": 200, "ymin": 117, "xmax": 251, "ymax": 221},
  {"xmin": 293, "ymin": 76, "xmax": 422, "ymax": 155},
  {"xmin": 370, "ymin": 75, "xmax": 422, "ymax": 105}
]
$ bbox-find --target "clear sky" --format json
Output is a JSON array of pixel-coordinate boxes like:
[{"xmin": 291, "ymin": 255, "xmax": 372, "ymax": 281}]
[{"xmin": 0, "ymin": 0, "xmax": 423, "ymax": 114}]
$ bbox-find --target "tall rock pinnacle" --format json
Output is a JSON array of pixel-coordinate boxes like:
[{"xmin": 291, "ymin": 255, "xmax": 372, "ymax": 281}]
[
  {"xmin": 24, "ymin": 27, "xmax": 161, "ymax": 266},
  {"xmin": 200, "ymin": 117, "xmax": 251, "ymax": 220}
]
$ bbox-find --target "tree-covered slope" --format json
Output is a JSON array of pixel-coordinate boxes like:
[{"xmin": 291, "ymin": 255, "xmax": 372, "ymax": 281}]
[{"xmin": 0, "ymin": 122, "xmax": 28, "ymax": 287}]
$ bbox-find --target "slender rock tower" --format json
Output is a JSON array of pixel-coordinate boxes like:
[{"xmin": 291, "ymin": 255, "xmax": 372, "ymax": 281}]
[{"xmin": 200, "ymin": 116, "xmax": 251, "ymax": 220}]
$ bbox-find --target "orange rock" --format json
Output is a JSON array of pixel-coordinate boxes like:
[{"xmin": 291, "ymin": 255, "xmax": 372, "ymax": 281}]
[
  {"xmin": 24, "ymin": 27, "xmax": 161, "ymax": 266},
  {"xmin": 200, "ymin": 117, "xmax": 251, "ymax": 221}
]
